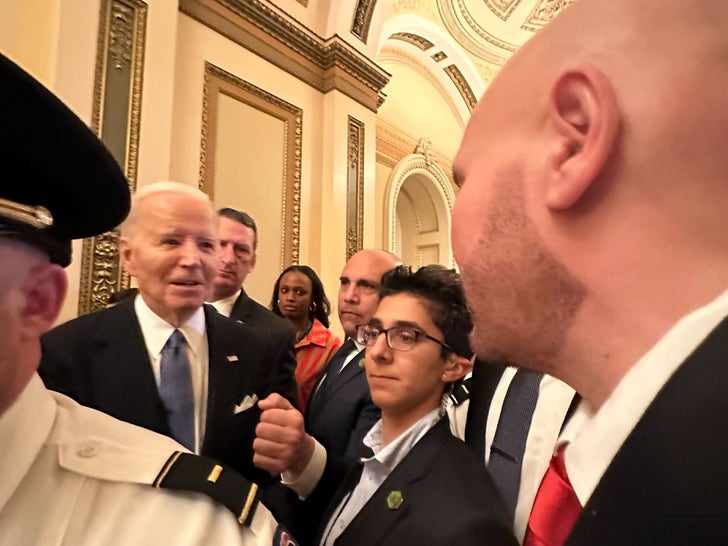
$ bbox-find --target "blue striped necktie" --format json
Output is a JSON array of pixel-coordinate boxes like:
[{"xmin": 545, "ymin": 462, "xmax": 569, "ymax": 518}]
[{"xmin": 159, "ymin": 329, "xmax": 195, "ymax": 451}]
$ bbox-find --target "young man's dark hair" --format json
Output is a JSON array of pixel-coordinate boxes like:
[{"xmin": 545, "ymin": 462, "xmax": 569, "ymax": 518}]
[{"xmin": 379, "ymin": 264, "xmax": 474, "ymax": 360}]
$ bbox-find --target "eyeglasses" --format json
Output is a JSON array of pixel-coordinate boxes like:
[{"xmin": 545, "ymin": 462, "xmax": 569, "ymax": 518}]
[{"xmin": 356, "ymin": 324, "xmax": 453, "ymax": 352}]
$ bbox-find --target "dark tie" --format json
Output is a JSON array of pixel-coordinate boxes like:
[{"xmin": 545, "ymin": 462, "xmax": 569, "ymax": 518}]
[
  {"xmin": 310, "ymin": 339, "xmax": 357, "ymax": 406},
  {"xmin": 523, "ymin": 446, "xmax": 582, "ymax": 546},
  {"xmin": 488, "ymin": 369, "xmax": 543, "ymax": 521},
  {"xmin": 159, "ymin": 329, "xmax": 195, "ymax": 451}
]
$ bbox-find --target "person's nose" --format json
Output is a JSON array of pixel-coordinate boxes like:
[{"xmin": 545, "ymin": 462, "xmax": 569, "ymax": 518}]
[
  {"xmin": 341, "ymin": 285, "xmax": 360, "ymax": 305},
  {"xmin": 179, "ymin": 240, "xmax": 202, "ymax": 268},
  {"xmin": 368, "ymin": 331, "xmax": 391, "ymax": 363},
  {"xmin": 219, "ymin": 243, "xmax": 235, "ymax": 265}
]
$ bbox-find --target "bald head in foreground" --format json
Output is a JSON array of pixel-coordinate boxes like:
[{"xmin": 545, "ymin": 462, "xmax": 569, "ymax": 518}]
[{"xmin": 453, "ymin": 0, "xmax": 728, "ymax": 544}]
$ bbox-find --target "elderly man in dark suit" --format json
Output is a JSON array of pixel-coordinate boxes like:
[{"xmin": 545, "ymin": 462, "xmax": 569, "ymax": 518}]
[
  {"xmin": 210, "ymin": 207, "xmax": 297, "ymax": 405},
  {"xmin": 451, "ymin": 0, "xmax": 728, "ymax": 544},
  {"xmin": 39, "ymin": 182, "xmax": 287, "ymax": 484}
]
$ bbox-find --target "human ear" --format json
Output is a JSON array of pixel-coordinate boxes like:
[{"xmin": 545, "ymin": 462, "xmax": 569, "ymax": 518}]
[
  {"xmin": 442, "ymin": 354, "xmax": 473, "ymax": 383},
  {"xmin": 545, "ymin": 66, "xmax": 619, "ymax": 210},
  {"xmin": 19, "ymin": 263, "xmax": 67, "ymax": 337},
  {"xmin": 119, "ymin": 237, "xmax": 136, "ymax": 276}
]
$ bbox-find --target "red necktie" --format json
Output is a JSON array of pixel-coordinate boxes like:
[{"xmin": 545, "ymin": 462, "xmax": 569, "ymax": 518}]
[{"xmin": 523, "ymin": 447, "xmax": 582, "ymax": 546}]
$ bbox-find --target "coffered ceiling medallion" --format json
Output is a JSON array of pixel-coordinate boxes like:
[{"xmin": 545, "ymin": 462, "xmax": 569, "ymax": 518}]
[{"xmin": 437, "ymin": 0, "xmax": 572, "ymax": 64}]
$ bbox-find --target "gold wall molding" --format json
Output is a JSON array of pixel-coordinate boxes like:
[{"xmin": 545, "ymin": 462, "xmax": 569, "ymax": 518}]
[
  {"xmin": 346, "ymin": 116, "xmax": 365, "ymax": 260},
  {"xmin": 443, "ymin": 64, "xmax": 477, "ymax": 111},
  {"xmin": 79, "ymin": 0, "xmax": 147, "ymax": 314},
  {"xmin": 201, "ymin": 61, "xmax": 302, "ymax": 267},
  {"xmin": 352, "ymin": 0, "xmax": 379, "ymax": 42},
  {"xmin": 179, "ymin": 0, "xmax": 390, "ymax": 112},
  {"xmin": 390, "ymin": 32, "xmax": 435, "ymax": 51},
  {"xmin": 376, "ymin": 121, "xmax": 453, "ymax": 183}
]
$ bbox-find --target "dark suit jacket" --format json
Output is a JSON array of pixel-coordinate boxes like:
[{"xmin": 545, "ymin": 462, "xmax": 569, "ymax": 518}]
[
  {"xmin": 229, "ymin": 290, "xmax": 298, "ymax": 405},
  {"xmin": 288, "ymin": 418, "xmax": 517, "ymax": 546},
  {"xmin": 563, "ymin": 316, "xmax": 728, "ymax": 545},
  {"xmin": 38, "ymin": 299, "xmax": 278, "ymax": 484},
  {"xmin": 464, "ymin": 360, "xmax": 508, "ymax": 461},
  {"xmin": 305, "ymin": 346, "xmax": 380, "ymax": 460}
]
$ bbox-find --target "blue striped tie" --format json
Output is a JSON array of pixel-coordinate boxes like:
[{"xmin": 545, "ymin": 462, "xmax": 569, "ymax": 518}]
[{"xmin": 159, "ymin": 330, "xmax": 195, "ymax": 451}]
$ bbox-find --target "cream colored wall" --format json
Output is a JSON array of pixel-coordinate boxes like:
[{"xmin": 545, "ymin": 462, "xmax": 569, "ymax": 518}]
[
  {"xmin": 0, "ymin": 0, "xmax": 466, "ymax": 330},
  {"xmin": 378, "ymin": 58, "xmax": 464, "ymax": 159},
  {"xmin": 169, "ymin": 13, "xmax": 378, "ymax": 335}
]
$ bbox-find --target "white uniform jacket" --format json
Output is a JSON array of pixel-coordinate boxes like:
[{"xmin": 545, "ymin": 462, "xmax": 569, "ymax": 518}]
[{"xmin": 0, "ymin": 375, "xmax": 278, "ymax": 545}]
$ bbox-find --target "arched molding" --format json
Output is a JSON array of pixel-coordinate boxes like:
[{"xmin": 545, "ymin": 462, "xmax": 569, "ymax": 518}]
[
  {"xmin": 383, "ymin": 152, "xmax": 456, "ymax": 267},
  {"xmin": 376, "ymin": 14, "xmax": 485, "ymax": 116}
]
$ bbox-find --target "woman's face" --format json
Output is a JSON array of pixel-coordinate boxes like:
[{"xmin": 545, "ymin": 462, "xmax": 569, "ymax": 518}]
[{"xmin": 277, "ymin": 270, "xmax": 313, "ymax": 322}]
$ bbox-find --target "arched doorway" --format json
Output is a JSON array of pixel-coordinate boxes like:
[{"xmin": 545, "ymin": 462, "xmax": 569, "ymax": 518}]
[{"xmin": 384, "ymin": 146, "xmax": 455, "ymax": 268}]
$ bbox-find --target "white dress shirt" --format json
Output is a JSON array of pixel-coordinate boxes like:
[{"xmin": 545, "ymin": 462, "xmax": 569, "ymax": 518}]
[
  {"xmin": 561, "ymin": 288, "xmax": 728, "ymax": 507},
  {"xmin": 134, "ymin": 295, "xmax": 209, "ymax": 454},
  {"xmin": 209, "ymin": 289, "xmax": 241, "ymax": 318},
  {"xmin": 320, "ymin": 408, "xmax": 443, "ymax": 546},
  {"xmin": 486, "ymin": 368, "xmax": 575, "ymax": 542},
  {"xmin": 0, "ymin": 375, "xmax": 277, "ymax": 545}
]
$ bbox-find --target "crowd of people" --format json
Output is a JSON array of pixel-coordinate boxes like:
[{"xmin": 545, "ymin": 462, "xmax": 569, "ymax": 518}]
[{"xmin": 2, "ymin": 0, "xmax": 728, "ymax": 544}]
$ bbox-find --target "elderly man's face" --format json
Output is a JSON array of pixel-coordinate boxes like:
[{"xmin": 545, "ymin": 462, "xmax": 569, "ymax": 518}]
[{"xmin": 121, "ymin": 192, "xmax": 219, "ymax": 326}]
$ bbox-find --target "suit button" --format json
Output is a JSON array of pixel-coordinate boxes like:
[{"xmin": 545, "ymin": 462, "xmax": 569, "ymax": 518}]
[{"xmin": 77, "ymin": 444, "xmax": 98, "ymax": 458}]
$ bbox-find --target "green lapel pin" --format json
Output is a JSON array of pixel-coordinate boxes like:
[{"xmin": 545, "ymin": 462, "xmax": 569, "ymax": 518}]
[{"xmin": 386, "ymin": 490, "xmax": 404, "ymax": 510}]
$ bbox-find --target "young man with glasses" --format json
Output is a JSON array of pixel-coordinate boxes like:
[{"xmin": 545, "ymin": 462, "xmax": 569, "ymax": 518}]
[{"xmin": 254, "ymin": 265, "xmax": 517, "ymax": 546}]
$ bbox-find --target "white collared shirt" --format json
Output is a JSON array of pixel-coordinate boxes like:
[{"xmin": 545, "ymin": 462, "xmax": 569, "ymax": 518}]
[
  {"xmin": 134, "ymin": 295, "xmax": 209, "ymax": 454},
  {"xmin": 320, "ymin": 408, "xmax": 442, "ymax": 546},
  {"xmin": 561, "ymin": 288, "xmax": 728, "ymax": 507},
  {"xmin": 485, "ymin": 369, "xmax": 575, "ymax": 542},
  {"xmin": 209, "ymin": 289, "xmax": 241, "ymax": 318}
]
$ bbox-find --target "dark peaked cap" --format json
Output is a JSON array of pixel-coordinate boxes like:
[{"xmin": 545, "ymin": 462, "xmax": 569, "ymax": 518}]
[{"xmin": 0, "ymin": 53, "xmax": 130, "ymax": 266}]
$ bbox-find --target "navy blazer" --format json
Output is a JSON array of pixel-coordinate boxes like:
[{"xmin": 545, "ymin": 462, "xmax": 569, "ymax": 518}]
[
  {"xmin": 563, "ymin": 316, "xmax": 728, "ymax": 545},
  {"xmin": 288, "ymin": 418, "xmax": 518, "ymax": 546},
  {"xmin": 38, "ymin": 298, "xmax": 282, "ymax": 484},
  {"xmin": 305, "ymin": 346, "xmax": 380, "ymax": 460},
  {"xmin": 229, "ymin": 290, "xmax": 298, "ymax": 405}
]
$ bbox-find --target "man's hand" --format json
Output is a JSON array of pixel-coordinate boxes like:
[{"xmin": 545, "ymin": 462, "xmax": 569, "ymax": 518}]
[{"xmin": 253, "ymin": 393, "xmax": 315, "ymax": 476}]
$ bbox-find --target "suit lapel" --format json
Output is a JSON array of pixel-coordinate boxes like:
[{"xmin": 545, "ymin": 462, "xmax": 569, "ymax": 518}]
[
  {"xmin": 93, "ymin": 300, "xmax": 169, "ymax": 434},
  {"xmin": 337, "ymin": 419, "xmax": 451, "ymax": 545},
  {"xmin": 566, "ymin": 315, "xmax": 728, "ymax": 545},
  {"xmin": 306, "ymin": 344, "xmax": 361, "ymax": 421},
  {"xmin": 230, "ymin": 292, "xmax": 255, "ymax": 324},
  {"xmin": 464, "ymin": 360, "xmax": 507, "ymax": 459},
  {"xmin": 324, "ymin": 348, "xmax": 366, "ymax": 398},
  {"xmin": 203, "ymin": 305, "xmax": 259, "ymax": 437}
]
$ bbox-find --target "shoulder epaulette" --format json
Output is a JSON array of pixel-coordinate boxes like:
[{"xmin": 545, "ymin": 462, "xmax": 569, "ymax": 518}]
[
  {"xmin": 153, "ymin": 452, "xmax": 259, "ymax": 526},
  {"xmin": 449, "ymin": 376, "xmax": 472, "ymax": 406}
]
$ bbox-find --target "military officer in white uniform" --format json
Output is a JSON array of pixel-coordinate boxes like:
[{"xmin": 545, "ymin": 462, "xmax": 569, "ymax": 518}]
[{"xmin": 0, "ymin": 52, "xmax": 287, "ymax": 546}]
